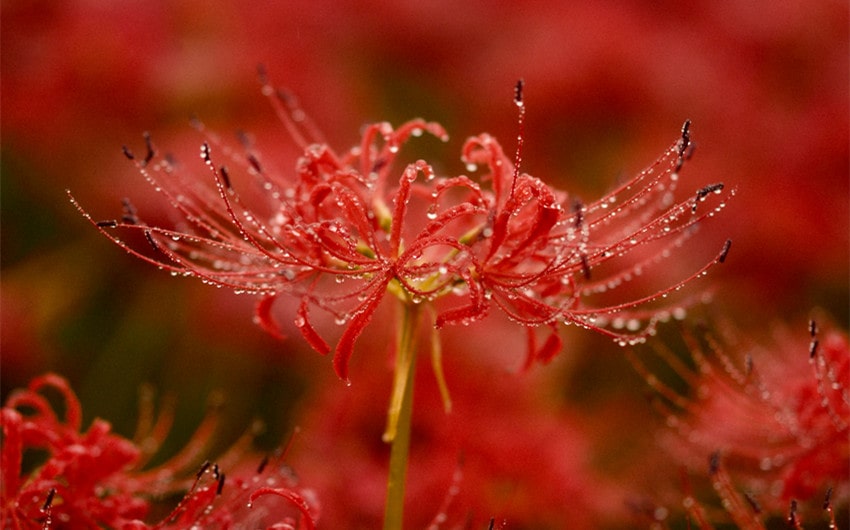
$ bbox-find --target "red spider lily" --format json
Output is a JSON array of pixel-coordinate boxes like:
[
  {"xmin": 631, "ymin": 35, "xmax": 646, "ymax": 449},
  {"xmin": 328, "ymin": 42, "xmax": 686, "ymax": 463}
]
[
  {"xmin": 629, "ymin": 317, "xmax": 849, "ymax": 519},
  {"xmin": 630, "ymin": 455, "xmax": 840, "ymax": 529},
  {"xmin": 70, "ymin": 76, "xmax": 732, "ymax": 383},
  {"xmin": 1, "ymin": 373, "xmax": 318, "ymax": 529}
]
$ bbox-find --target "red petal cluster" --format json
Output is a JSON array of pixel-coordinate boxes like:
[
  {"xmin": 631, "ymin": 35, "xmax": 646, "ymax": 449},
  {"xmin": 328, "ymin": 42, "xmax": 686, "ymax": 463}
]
[
  {"xmin": 71, "ymin": 78, "xmax": 732, "ymax": 381},
  {"xmin": 1, "ymin": 374, "xmax": 318, "ymax": 529},
  {"xmin": 630, "ymin": 319, "xmax": 849, "ymax": 520}
]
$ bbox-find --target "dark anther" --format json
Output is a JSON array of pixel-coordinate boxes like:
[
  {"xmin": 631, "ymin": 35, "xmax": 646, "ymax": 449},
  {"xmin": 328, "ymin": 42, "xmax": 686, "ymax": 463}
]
[
  {"xmin": 220, "ymin": 166, "xmax": 232, "ymax": 189},
  {"xmin": 678, "ymin": 120, "xmax": 691, "ymax": 158},
  {"xmin": 745, "ymin": 353, "xmax": 754, "ymax": 376},
  {"xmin": 809, "ymin": 319, "xmax": 818, "ymax": 337},
  {"xmin": 144, "ymin": 231, "xmax": 159, "ymax": 251},
  {"xmin": 143, "ymin": 132, "xmax": 155, "ymax": 166},
  {"xmin": 514, "ymin": 79, "xmax": 525, "ymax": 104},
  {"xmin": 196, "ymin": 460, "xmax": 212, "ymax": 479},
  {"xmin": 675, "ymin": 120, "xmax": 693, "ymax": 172},
  {"xmin": 572, "ymin": 199, "xmax": 584, "ymax": 230},
  {"xmin": 709, "ymin": 451, "xmax": 720, "ymax": 475},
  {"xmin": 580, "ymin": 254, "xmax": 592, "ymax": 280},
  {"xmin": 248, "ymin": 153, "xmax": 263, "ymax": 174},
  {"xmin": 121, "ymin": 198, "xmax": 139, "ymax": 224},
  {"xmin": 96, "ymin": 220, "xmax": 118, "ymax": 228},
  {"xmin": 371, "ymin": 157, "xmax": 388, "ymax": 174},
  {"xmin": 216, "ymin": 472, "xmax": 226, "ymax": 495},
  {"xmin": 42, "ymin": 488, "xmax": 56, "ymax": 511},
  {"xmin": 809, "ymin": 339, "xmax": 819, "ymax": 359},
  {"xmin": 236, "ymin": 130, "xmax": 252, "ymax": 148},
  {"xmin": 488, "ymin": 517, "xmax": 496, "ymax": 530},
  {"xmin": 788, "ymin": 499, "xmax": 799, "ymax": 525},
  {"xmin": 276, "ymin": 87, "xmax": 294, "ymax": 105},
  {"xmin": 256, "ymin": 455, "xmax": 269, "ymax": 475},
  {"xmin": 744, "ymin": 492, "xmax": 762, "ymax": 514},
  {"xmin": 692, "ymin": 183, "xmax": 724, "ymax": 212},
  {"xmin": 696, "ymin": 183, "xmax": 724, "ymax": 201},
  {"xmin": 823, "ymin": 487, "xmax": 833, "ymax": 510},
  {"xmin": 212, "ymin": 463, "xmax": 221, "ymax": 480},
  {"xmin": 718, "ymin": 239, "xmax": 732, "ymax": 263},
  {"xmin": 121, "ymin": 145, "xmax": 135, "ymax": 160}
]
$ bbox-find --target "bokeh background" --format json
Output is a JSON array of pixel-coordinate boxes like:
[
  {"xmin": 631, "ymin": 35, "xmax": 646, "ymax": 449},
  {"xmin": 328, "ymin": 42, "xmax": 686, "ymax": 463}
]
[{"xmin": 2, "ymin": 1, "xmax": 848, "ymax": 528}]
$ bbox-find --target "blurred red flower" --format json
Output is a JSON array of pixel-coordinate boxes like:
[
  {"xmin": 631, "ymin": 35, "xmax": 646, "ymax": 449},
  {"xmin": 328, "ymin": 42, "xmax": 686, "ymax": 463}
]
[
  {"xmin": 630, "ymin": 317, "xmax": 849, "ymax": 523},
  {"xmin": 1, "ymin": 373, "xmax": 318, "ymax": 529}
]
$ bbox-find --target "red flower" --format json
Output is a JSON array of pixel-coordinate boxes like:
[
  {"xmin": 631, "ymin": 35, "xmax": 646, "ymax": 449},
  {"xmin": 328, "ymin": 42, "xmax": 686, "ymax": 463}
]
[
  {"xmin": 630, "ymin": 317, "xmax": 849, "ymax": 519},
  {"xmin": 1, "ymin": 373, "xmax": 318, "ymax": 529},
  {"xmin": 71, "ymin": 77, "xmax": 732, "ymax": 382}
]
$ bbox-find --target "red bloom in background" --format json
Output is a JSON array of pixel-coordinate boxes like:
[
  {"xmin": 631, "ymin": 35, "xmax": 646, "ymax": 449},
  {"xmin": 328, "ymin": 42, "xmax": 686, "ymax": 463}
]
[
  {"xmin": 630, "ymin": 317, "xmax": 849, "ymax": 521},
  {"xmin": 1, "ymin": 373, "xmax": 318, "ymax": 529},
  {"xmin": 72, "ymin": 77, "xmax": 732, "ymax": 384}
]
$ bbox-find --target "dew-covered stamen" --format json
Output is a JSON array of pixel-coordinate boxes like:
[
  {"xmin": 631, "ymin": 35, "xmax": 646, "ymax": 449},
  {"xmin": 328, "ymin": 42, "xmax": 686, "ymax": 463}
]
[
  {"xmin": 144, "ymin": 230, "xmax": 159, "ymax": 252},
  {"xmin": 823, "ymin": 487, "xmax": 836, "ymax": 529},
  {"xmin": 200, "ymin": 142, "xmax": 310, "ymax": 273},
  {"xmin": 692, "ymin": 183, "xmax": 724, "ymax": 212},
  {"xmin": 574, "ymin": 237, "xmax": 731, "ymax": 335},
  {"xmin": 258, "ymin": 64, "xmax": 314, "ymax": 149},
  {"xmin": 41, "ymin": 487, "xmax": 56, "ymax": 513},
  {"xmin": 707, "ymin": 453, "xmax": 767, "ymax": 529},
  {"xmin": 219, "ymin": 165, "xmax": 233, "ymax": 190},
  {"xmin": 510, "ymin": 79, "xmax": 526, "ymax": 199},
  {"xmin": 743, "ymin": 492, "xmax": 761, "ymax": 514},
  {"xmin": 626, "ymin": 348, "xmax": 693, "ymax": 411},
  {"xmin": 675, "ymin": 119, "xmax": 691, "ymax": 172},
  {"xmin": 426, "ymin": 456, "xmax": 464, "ymax": 530},
  {"xmin": 247, "ymin": 153, "xmax": 263, "ymax": 175},
  {"xmin": 808, "ymin": 324, "xmax": 849, "ymax": 432},
  {"xmin": 808, "ymin": 319, "xmax": 820, "ymax": 359},
  {"xmin": 196, "ymin": 460, "xmax": 212, "ymax": 480},
  {"xmin": 121, "ymin": 133, "xmax": 259, "ymax": 249},
  {"xmin": 717, "ymin": 239, "xmax": 732, "ymax": 263},
  {"xmin": 579, "ymin": 253, "xmax": 592, "ymax": 280},
  {"xmin": 577, "ymin": 227, "xmax": 697, "ymax": 296},
  {"xmin": 787, "ymin": 499, "xmax": 802, "ymax": 530}
]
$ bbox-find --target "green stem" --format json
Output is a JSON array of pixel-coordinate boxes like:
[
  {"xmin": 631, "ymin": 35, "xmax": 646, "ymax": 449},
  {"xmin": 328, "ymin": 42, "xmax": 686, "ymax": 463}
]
[{"xmin": 383, "ymin": 303, "xmax": 421, "ymax": 530}]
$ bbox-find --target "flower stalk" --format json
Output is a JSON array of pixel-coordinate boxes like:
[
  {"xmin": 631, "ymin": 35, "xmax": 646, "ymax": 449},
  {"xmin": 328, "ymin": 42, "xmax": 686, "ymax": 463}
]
[{"xmin": 383, "ymin": 301, "xmax": 422, "ymax": 530}]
